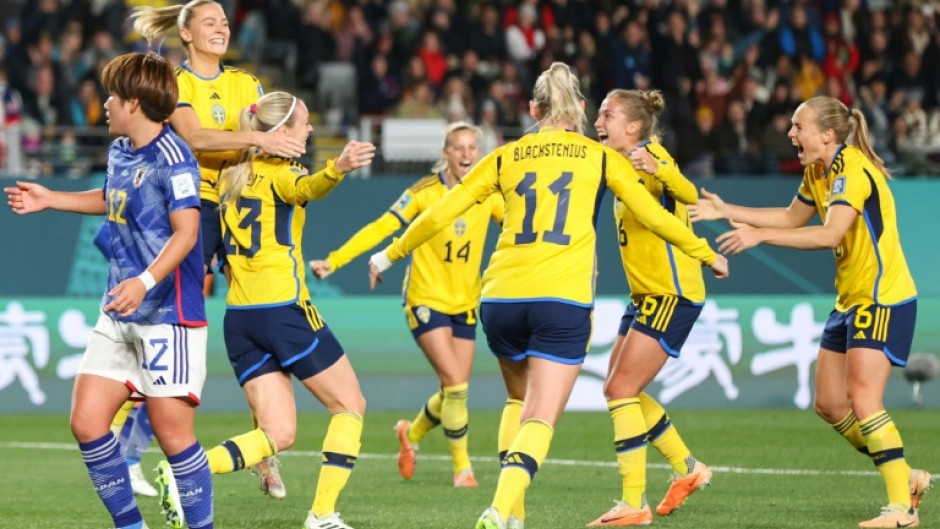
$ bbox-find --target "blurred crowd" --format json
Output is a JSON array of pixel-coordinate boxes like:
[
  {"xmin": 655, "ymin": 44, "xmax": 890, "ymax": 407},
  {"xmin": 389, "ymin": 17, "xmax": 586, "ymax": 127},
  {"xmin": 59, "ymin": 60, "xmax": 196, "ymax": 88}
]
[{"xmin": 3, "ymin": 0, "xmax": 940, "ymax": 176}]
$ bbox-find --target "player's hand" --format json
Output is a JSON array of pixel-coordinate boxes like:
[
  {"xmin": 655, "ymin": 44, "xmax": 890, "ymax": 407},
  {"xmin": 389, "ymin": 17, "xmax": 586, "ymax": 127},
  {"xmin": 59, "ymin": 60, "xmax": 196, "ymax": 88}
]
[
  {"xmin": 709, "ymin": 253, "xmax": 730, "ymax": 279},
  {"xmin": 628, "ymin": 147, "xmax": 658, "ymax": 174},
  {"xmin": 309, "ymin": 259, "xmax": 333, "ymax": 279},
  {"xmin": 368, "ymin": 250, "xmax": 393, "ymax": 291},
  {"xmin": 5, "ymin": 181, "xmax": 51, "ymax": 215},
  {"xmin": 335, "ymin": 141, "xmax": 377, "ymax": 173},
  {"xmin": 716, "ymin": 227, "xmax": 763, "ymax": 255},
  {"xmin": 104, "ymin": 277, "xmax": 148, "ymax": 317},
  {"xmin": 688, "ymin": 187, "xmax": 729, "ymax": 222},
  {"xmin": 256, "ymin": 132, "xmax": 306, "ymax": 159}
]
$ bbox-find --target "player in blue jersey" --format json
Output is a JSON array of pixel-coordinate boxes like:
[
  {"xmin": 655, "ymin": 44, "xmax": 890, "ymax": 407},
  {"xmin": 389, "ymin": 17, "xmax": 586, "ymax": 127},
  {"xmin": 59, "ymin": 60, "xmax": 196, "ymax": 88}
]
[
  {"xmin": 5, "ymin": 52, "xmax": 213, "ymax": 529},
  {"xmin": 95, "ymin": 222, "xmax": 159, "ymax": 498}
]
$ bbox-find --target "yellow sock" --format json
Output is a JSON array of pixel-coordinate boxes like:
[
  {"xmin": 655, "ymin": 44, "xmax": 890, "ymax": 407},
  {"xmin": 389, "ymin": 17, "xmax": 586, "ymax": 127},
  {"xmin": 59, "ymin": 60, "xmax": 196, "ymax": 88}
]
[
  {"xmin": 110, "ymin": 401, "xmax": 135, "ymax": 434},
  {"xmin": 441, "ymin": 383, "xmax": 471, "ymax": 473},
  {"xmin": 860, "ymin": 410, "xmax": 912, "ymax": 507},
  {"xmin": 833, "ymin": 410, "xmax": 869, "ymax": 455},
  {"xmin": 492, "ymin": 419, "xmax": 553, "ymax": 519},
  {"xmin": 640, "ymin": 393, "xmax": 693, "ymax": 475},
  {"xmin": 610, "ymin": 397, "xmax": 648, "ymax": 508},
  {"xmin": 498, "ymin": 399, "xmax": 525, "ymax": 521},
  {"xmin": 313, "ymin": 412, "xmax": 363, "ymax": 517},
  {"xmin": 206, "ymin": 428, "xmax": 277, "ymax": 474},
  {"xmin": 408, "ymin": 390, "xmax": 443, "ymax": 445}
]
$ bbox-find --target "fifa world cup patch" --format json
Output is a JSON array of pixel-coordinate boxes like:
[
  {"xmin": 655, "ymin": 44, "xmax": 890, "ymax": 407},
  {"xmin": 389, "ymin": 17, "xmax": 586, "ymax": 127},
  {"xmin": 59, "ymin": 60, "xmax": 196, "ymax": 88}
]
[
  {"xmin": 831, "ymin": 176, "xmax": 846, "ymax": 196},
  {"xmin": 171, "ymin": 173, "xmax": 197, "ymax": 199},
  {"xmin": 416, "ymin": 305, "xmax": 431, "ymax": 324}
]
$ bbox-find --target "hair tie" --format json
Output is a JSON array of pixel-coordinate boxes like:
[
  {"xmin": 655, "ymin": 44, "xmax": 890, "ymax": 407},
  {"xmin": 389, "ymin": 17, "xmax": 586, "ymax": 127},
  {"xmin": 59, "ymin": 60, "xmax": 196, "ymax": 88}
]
[{"xmin": 249, "ymin": 103, "xmax": 257, "ymax": 116}]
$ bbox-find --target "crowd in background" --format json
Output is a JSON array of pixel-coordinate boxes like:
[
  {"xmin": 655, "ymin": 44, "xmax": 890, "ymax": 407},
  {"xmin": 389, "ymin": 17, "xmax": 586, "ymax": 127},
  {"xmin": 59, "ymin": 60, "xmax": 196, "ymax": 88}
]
[{"xmin": 3, "ymin": 0, "xmax": 940, "ymax": 176}]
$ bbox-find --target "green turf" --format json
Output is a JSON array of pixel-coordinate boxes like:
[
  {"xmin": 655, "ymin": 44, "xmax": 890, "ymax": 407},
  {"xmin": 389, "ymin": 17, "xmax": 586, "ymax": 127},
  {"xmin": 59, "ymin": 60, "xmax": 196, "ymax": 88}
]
[{"xmin": 1, "ymin": 409, "xmax": 937, "ymax": 528}]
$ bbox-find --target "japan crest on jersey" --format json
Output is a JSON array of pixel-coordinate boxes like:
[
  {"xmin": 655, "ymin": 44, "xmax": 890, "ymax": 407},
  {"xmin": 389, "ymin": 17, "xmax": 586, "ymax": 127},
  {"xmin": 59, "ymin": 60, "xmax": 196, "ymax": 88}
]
[{"xmin": 132, "ymin": 167, "xmax": 146, "ymax": 188}]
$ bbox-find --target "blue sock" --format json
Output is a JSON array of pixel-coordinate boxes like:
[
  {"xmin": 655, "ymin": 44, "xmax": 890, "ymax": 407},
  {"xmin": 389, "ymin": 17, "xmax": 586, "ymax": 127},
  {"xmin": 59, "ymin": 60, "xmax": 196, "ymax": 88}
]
[
  {"xmin": 122, "ymin": 403, "xmax": 154, "ymax": 466},
  {"xmin": 168, "ymin": 442, "xmax": 214, "ymax": 529},
  {"xmin": 79, "ymin": 431, "xmax": 142, "ymax": 529}
]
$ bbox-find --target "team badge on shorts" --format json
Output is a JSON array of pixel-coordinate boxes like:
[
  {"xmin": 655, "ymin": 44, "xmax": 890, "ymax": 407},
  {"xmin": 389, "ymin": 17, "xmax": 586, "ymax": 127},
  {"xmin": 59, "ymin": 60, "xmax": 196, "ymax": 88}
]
[
  {"xmin": 132, "ymin": 167, "xmax": 146, "ymax": 188},
  {"xmin": 416, "ymin": 305, "xmax": 431, "ymax": 324}
]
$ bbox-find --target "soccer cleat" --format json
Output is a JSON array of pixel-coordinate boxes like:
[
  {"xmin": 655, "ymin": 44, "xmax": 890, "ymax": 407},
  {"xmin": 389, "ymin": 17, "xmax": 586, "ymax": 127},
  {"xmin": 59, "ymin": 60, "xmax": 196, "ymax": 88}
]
[
  {"xmin": 454, "ymin": 468, "xmax": 479, "ymax": 488},
  {"xmin": 656, "ymin": 461, "xmax": 713, "ymax": 516},
  {"xmin": 154, "ymin": 460, "xmax": 185, "ymax": 529},
  {"xmin": 252, "ymin": 455, "xmax": 286, "ymax": 499},
  {"xmin": 475, "ymin": 507, "xmax": 507, "ymax": 529},
  {"xmin": 586, "ymin": 501, "xmax": 653, "ymax": 527},
  {"xmin": 507, "ymin": 515, "xmax": 524, "ymax": 529},
  {"xmin": 303, "ymin": 511, "xmax": 355, "ymax": 529},
  {"xmin": 910, "ymin": 469, "xmax": 931, "ymax": 509},
  {"xmin": 394, "ymin": 419, "xmax": 417, "ymax": 479},
  {"xmin": 857, "ymin": 504, "xmax": 919, "ymax": 528},
  {"xmin": 128, "ymin": 462, "xmax": 159, "ymax": 497}
]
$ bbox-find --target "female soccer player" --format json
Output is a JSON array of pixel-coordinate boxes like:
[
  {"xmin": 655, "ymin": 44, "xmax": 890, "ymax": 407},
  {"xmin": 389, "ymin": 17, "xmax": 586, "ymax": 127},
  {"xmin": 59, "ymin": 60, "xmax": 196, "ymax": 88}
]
[
  {"xmin": 690, "ymin": 95, "xmax": 930, "ymax": 528},
  {"xmin": 204, "ymin": 91, "xmax": 375, "ymax": 529},
  {"xmin": 368, "ymin": 62, "xmax": 729, "ymax": 529},
  {"xmin": 587, "ymin": 89, "xmax": 714, "ymax": 526},
  {"xmin": 131, "ymin": 0, "xmax": 303, "ymax": 498},
  {"xmin": 309, "ymin": 122, "xmax": 503, "ymax": 488},
  {"xmin": 5, "ymin": 52, "xmax": 213, "ymax": 529}
]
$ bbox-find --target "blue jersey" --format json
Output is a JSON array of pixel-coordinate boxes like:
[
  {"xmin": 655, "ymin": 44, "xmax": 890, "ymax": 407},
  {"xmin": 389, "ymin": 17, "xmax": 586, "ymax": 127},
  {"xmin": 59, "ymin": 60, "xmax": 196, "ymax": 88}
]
[{"xmin": 102, "ymin": 125, "xmax": 206, "ymax": 326}]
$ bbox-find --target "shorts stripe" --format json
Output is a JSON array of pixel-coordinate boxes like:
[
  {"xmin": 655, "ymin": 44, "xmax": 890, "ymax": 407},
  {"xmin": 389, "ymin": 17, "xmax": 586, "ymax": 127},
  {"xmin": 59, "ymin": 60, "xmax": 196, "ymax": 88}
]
[
  {"xmin": 303, "ymin": 302, "xmax": 324, "ymax": 331},
  {"xmin": 874, "ymin": 306, "xmax": 891, "ymax": 342},
  {"xmin": 282, "ymin": 337, "xmax": 319, "ymax": 367},
  {"xmin": 238, "ymin": 353, "xmax": 273, "ymax": 384},
  {"xmin": 652, "ymin": 296, "xmax": 678, "ymax": 331}
]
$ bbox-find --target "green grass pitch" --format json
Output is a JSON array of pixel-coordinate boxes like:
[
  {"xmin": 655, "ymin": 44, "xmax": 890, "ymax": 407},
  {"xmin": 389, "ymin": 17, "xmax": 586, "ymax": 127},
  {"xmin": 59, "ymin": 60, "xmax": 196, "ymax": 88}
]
[{"xmin": 1, "ymin": 409, "xmax": 937, "ymax": 529}]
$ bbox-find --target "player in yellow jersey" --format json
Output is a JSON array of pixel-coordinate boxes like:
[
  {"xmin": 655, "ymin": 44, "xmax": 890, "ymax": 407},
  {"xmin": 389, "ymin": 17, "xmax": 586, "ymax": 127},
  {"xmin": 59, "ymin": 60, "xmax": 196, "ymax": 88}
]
[
  {"xmin": 203, "ymin": 91, "xmax": 374, "ymax": 529},
  {"xmin": 586, "ymin": 89, "xmax": 715, "ymax": 527},
  {"xmin": 130, "ymin": 0, "xmax": 305, "ymax": 500},
  {"xmin": 691, "ymin": 96, "xmax": 930, "ymax": 529},
  {"xmin": 368, "ymin": 62, "xmax": 729, "ymax": 529},
  {"xmin": 309, "ymin": 122, "xmax": 503, "ymax": 488}
]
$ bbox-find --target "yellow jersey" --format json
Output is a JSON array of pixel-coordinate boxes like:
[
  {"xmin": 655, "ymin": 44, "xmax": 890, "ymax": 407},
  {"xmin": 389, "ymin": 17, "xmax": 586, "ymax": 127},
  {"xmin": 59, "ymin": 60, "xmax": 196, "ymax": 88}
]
[
  {"xmin": 797, "ymin": 144, "xmax": 916, "ymax": 309},
  {"xmin": 386, "ymin": 128, "xmax": 716, "ymax": 307},
  {"xmin": 615, "ymin": 141, "xmax": 706, "ymax": 303},
  {"xmin": 327, "ymin": 172, "xmax": 504, "ymax": 314},
  {"xmin": 176, "ymin": 63, "xmax": 264, "ymax": 203},
  {"xmin": 222, "ymin": 156, "xmax": 346, "ymax": 307}
]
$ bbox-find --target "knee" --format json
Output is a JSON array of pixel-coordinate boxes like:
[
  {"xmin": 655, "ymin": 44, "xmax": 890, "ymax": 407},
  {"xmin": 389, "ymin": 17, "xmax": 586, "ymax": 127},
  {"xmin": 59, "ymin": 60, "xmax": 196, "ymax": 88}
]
[
  {"xmin": 813, "ymin": 399, "xmax": 845, "ymax": 424},
  {"xmin": 326, "ymin": 391, "xmax": 366, "ymax": 417},
  {"xmin": 268, "ymin": 428, "xmax": 296, "ymax": 452},
  {"xmin": 70, "ymin": 416, "xmax": 102, "ymax": 444}
]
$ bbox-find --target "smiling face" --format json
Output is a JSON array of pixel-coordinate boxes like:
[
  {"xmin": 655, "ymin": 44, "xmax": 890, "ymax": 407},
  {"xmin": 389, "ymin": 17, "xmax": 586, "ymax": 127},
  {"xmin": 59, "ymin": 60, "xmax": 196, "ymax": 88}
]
[
  {"xmin": 181, "ymin": 2, "xmax": 229, "ymax": 59},
  {"xmin": 787, "ymin": 104, "xmax": 832, "ymax": 166},
  {"xmin": 443, "ymin": 128, "xmax": 480, "ymax": 180},
  {"xmin": 594, "ymin": 97, "xmax": 639, "ymax": 154}
]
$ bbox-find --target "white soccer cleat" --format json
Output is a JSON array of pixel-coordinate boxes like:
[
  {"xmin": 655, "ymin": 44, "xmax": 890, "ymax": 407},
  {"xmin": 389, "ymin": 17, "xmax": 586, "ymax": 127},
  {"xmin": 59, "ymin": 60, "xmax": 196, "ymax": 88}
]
[
  {"xmin": 475, "ymin": 507, "xmax": 507, "ymax": 529},
  {"xmin": 252, "ymin": 455, "xmax": 286, "ymax": 499},
  {"xmin": 507, "ymin": 515, "xmax": 524, "ymax": 529},
  {"xmin": 128, "ymin": 463, "xmax": 159, "ymax": 497},
  {"xmin": 303, "ymin": 511, "xmax": 355, "ymax": 529}
]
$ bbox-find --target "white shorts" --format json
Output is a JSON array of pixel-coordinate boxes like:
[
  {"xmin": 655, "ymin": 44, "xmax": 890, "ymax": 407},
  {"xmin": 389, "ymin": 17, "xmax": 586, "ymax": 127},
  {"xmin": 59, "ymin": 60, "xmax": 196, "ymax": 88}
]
[{"xmin": 78, "ymin": 312, "xmax": 208, "ymax": 403}]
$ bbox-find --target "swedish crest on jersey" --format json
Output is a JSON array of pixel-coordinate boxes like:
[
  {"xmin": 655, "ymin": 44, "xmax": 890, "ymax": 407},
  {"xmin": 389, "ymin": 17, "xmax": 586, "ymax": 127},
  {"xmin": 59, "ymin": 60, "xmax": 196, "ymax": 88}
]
[
  {"xmin": 211, "ymin": 103, "xmax": 226, "ymax": 126},
  {"xmin": 453, "ymin": 218, "xmax": 467, "ymax": 236}
]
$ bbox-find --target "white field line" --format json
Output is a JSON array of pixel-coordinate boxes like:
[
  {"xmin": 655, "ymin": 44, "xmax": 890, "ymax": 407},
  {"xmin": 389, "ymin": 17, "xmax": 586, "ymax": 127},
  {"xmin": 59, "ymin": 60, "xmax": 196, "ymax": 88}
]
[{"xmin": 0, "ymin": 441, "xmax": 905, "ymax": 479}]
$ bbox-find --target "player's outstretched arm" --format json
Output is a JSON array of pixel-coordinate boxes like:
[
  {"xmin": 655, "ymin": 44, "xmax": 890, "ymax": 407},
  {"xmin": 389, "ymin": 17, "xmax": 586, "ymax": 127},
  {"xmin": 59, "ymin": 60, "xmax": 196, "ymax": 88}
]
[{"xmin": 5, "ymin": 182, "xmax": 106, "ymax": 215}]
